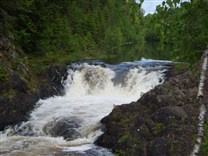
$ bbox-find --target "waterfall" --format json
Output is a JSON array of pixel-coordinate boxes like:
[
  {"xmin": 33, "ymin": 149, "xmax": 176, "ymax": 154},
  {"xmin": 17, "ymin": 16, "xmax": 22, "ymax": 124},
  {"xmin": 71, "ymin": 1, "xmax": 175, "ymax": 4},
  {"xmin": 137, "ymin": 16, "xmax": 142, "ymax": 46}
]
[{"xmin": 0, "ymin": 60, "xmax": 171, "ymax": 156}]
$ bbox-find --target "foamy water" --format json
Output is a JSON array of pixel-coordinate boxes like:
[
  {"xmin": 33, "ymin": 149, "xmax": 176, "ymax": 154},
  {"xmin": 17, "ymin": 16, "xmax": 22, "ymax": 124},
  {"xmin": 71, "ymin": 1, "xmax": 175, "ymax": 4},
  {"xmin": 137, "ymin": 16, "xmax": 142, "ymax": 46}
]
[{"xmin": 0, "ymin": 60, "xmax": 170, "ymax": 155}]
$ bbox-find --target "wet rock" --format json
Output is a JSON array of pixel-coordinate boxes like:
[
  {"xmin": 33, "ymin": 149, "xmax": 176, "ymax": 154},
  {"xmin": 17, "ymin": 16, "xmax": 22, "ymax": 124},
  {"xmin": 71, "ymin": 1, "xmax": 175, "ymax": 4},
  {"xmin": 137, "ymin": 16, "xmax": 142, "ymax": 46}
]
[
  {"xmin": 8, "ymin": 47, "xmax": 18, "ymax": 59},
  {"xmin": 39, "ymin": 66, "xmax": 68, "ymax": 99},
  {"xmin": 0, "ymin": 33, "xmax": 39, "ymax": 130},
  {"xmin": 147, "ymin": 138, "xmax": 167, "ymax": 156},
  {"xmin": 152, "ymin": 106, "xmax": 188, "ymax": 125},
  {"xmin": 171, "ymin": 106, "xmax": 188, "ymax": 119},
  {"xmin": 10, "ymin": 72, "xmax": 28, "ymax": 93},
  {"xmin": 46, "ymin": 118, "xmax": 81, "ymax": 141},
  {"xmin": 0, "ymin": 96, "xmax": 7, "ymax": 107},
  {"xmin": 152, "ymin": 107, "xmax": 171, "ymax": 125},
  {"xmin": 156, "ymin": 95, "xmax": 177, "ymax": 106},
  {"xmin": 1, "ymin": 71, "xmax": 68, "ymax": 130},
  {"xmin": 0, "ymin": 81, "xmax": 6, "ymax": 92},
  {"xmin": 138, "ymin": 124, "xmax": 152, "ymax": 140},
  {"xmin": 96, "ymin": 65, "xmax": 200, "ymax": 156},
  {"xmin": 96, "ymin": 103, "xmax": 151, "ymax": 155},
  {"xmin": 0, "ymin": 92, "xmax": 38, "ymax": 130},
  {"xmin": 39, "ymin": 84, "xmax": 54, "ymax": 99},
  {"xmin": 0, "ymin": 64, "xmax": 68, "ymax": 130},
  {"xmin": 0, "ymin": 32, "xmax": 69, "ymax": 131},
  {"xmin": 39, "ymin": 65, "xmax": 68, "ymax": 99},
  {"xmin": 0, "ymin": 35, "xmax": 12, "ymax": 50}
]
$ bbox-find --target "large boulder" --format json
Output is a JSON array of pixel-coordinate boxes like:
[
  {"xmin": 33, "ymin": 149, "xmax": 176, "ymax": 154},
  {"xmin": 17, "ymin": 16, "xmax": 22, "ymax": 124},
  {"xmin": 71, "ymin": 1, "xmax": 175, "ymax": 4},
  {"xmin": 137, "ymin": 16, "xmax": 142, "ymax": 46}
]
[
  {"xmin": 96, "ymin": 68, "xmax": 200, "ymax": 156},
  {"xmin": 0, "ymin": 92, "xmax": 38, "ymax": 130},
  {"xmin": 44, "ymin": 117, "xmax": 81, "ymax": 141}
]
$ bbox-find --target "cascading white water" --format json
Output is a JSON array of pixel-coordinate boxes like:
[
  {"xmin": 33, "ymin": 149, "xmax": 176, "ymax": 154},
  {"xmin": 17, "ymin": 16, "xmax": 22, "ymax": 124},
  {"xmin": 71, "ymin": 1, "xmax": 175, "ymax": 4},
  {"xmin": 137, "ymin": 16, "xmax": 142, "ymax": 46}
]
[{"xmin": 0, "ymin": 60, "xmax": 170, "ymax": 156}]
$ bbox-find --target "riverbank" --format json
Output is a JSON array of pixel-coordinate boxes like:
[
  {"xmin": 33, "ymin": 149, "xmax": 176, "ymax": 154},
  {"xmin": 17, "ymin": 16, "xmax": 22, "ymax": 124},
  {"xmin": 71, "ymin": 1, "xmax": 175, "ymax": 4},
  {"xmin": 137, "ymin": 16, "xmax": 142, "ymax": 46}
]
[
  {"xmin": 96, "ymin": 58, "xmax": 208, "ymax": 156},
  {"xmin": 0, "ymin": 34, "xmax": 68, "ymax": 130}
]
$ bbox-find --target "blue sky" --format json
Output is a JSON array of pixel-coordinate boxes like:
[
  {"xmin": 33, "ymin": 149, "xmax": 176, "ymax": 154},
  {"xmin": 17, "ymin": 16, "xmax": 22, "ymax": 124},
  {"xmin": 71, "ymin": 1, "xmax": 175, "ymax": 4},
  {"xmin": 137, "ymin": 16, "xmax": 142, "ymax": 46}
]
[
  {"xmin": 141, "ymin": 0, "xmax": 164, "ymax": 15},
  {"xmin": 140, "ymin": 0, "xmax": 189, "ymax": 15}
]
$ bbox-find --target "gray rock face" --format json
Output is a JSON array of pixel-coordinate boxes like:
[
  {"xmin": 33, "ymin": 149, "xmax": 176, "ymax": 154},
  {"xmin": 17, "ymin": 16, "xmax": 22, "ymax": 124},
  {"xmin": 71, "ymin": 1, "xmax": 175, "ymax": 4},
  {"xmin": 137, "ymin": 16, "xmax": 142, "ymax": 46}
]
[
  {"xmin": 0, "ymin": 33, "xmax": 68, "ymax": 131},
  {"xmin": 39, "ymin": 65, "xmax": 68, "ymax": 99},
  {"xmin": 0, "ymin": 35, "xmax": 12, "ymax": 50},
  {"xmin": 44, "ymin": 117, "xmax": 81, "ymax": 141},
  {"xmin": 10, "ymin": 72, "xmax": 28, "ymax": 93},
  {"xmin": 96, "ymin": 67, "xmax": 200, "ymax": 156},
  {"xmin": 171, "ymin": 106, "xmax": 188, "ymax": 119},
  {"xmin": 152, "ymin": 106, "xmax": 188, "ymax": 125},
  {"xmin": 147, "ymin": 138, "xmax": 167, "ymax": 156}
]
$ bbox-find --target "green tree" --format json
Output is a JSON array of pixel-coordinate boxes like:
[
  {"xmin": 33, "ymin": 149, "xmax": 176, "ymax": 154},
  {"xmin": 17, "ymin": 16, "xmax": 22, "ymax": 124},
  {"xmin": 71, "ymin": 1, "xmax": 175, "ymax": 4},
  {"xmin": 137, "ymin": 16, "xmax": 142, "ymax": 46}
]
[{"xmin": 143, "ymin": 0, "xmax": 208, "ymax": 63}]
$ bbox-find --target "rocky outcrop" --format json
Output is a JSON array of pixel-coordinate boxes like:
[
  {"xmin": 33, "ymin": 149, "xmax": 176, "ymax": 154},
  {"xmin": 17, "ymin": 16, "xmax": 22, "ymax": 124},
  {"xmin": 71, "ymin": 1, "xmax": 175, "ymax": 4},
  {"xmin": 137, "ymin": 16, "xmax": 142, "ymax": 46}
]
[
  {"xmin": 96, "ymin": 66, "xmax": 201, "ymax": 156},
  {"xmin": 39, "ymin": 65, "xmax": 68, "ymax": 99},
  {"xmin": 0, "ymin": 34, "xmax": 67, "ymax": 130},
  {"xmin": 43, "ymin": 117, "xmax": 81, "ymax": 141}
]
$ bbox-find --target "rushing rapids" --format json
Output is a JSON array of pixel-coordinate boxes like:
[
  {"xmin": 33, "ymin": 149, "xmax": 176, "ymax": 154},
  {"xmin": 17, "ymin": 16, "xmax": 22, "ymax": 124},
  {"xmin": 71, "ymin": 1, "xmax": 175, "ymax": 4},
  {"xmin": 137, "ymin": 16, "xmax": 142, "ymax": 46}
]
[{"xmin": 0, "ymin": 59, "xmax": 171, "ymax": 156}]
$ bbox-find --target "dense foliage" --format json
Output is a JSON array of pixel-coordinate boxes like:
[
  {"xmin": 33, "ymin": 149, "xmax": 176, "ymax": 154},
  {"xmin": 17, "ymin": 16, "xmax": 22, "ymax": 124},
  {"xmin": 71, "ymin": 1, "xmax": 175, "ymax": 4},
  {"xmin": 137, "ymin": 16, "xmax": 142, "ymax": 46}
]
[
  {"xmin": 0, "ymin": 0, "xmax": 208, "ymax": 63},
  {"xmin": 143, "ymin": 0, "xmax": 208, "ymax": 63},
  {"xmin": 0, "ymin": 0, "xmax": 143, "ymax": 56}
]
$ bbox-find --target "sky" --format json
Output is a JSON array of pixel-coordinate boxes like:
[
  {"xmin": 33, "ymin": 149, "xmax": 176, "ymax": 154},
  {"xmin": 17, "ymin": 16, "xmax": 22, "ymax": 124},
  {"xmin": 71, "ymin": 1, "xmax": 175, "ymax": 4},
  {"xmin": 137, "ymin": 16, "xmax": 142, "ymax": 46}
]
[
  {"xmin": 140, "ymin": 0, "xmax": 189, "ymax": 15},
  {"xmin": 141, "ymin": 0, "xmax": 163, "ymax": 15}
]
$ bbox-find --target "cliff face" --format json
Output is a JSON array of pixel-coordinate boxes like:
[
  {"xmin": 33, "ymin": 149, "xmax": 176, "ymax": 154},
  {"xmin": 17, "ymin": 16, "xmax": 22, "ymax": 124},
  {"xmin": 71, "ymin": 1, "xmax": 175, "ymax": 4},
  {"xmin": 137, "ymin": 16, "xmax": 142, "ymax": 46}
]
[
  {"xmin": 0, "ymin": 34, "xmax": 67, "ymax": 130},
  {"xmin": 95, "ymin": 64, "xmax": 206, "ymax": 156}
]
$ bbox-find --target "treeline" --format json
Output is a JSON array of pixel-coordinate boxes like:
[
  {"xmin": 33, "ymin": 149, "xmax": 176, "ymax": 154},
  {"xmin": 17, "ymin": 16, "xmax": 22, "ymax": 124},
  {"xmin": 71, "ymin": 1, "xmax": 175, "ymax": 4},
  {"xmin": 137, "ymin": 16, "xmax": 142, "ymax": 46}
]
[
  {"xmin": 0, "ymin": 0, "xmax": 143, "ymax": 56},
  {"xmin": 1, "ymin": 0, "xmax": 207, "ymax": 64},
  {"xmin": 143, "ymin": 0, "xmax": 208, "ymax": 63}
]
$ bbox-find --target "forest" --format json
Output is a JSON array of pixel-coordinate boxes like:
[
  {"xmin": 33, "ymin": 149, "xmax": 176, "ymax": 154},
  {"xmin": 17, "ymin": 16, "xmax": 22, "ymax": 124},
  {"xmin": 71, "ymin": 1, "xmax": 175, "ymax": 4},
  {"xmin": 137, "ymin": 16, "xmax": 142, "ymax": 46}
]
[
  {"xmin": 0, "ymin": 0, "xmax": 143, "ymax": 63},
  {"xmin": 144, "ymin": 0, "xmax": 208, "ymax": 63},
  {"xmin": 0, "ymin": 0, "xmax": 207, "ymax": 65}
]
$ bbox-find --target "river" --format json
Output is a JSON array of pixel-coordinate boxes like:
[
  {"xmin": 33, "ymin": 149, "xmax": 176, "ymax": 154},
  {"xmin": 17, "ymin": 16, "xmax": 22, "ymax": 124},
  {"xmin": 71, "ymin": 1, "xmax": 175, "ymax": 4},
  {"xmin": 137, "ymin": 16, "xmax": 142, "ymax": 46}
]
[{"xmin": 0, "ymin": 58, "xmax": 172, "ymax": 155}]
